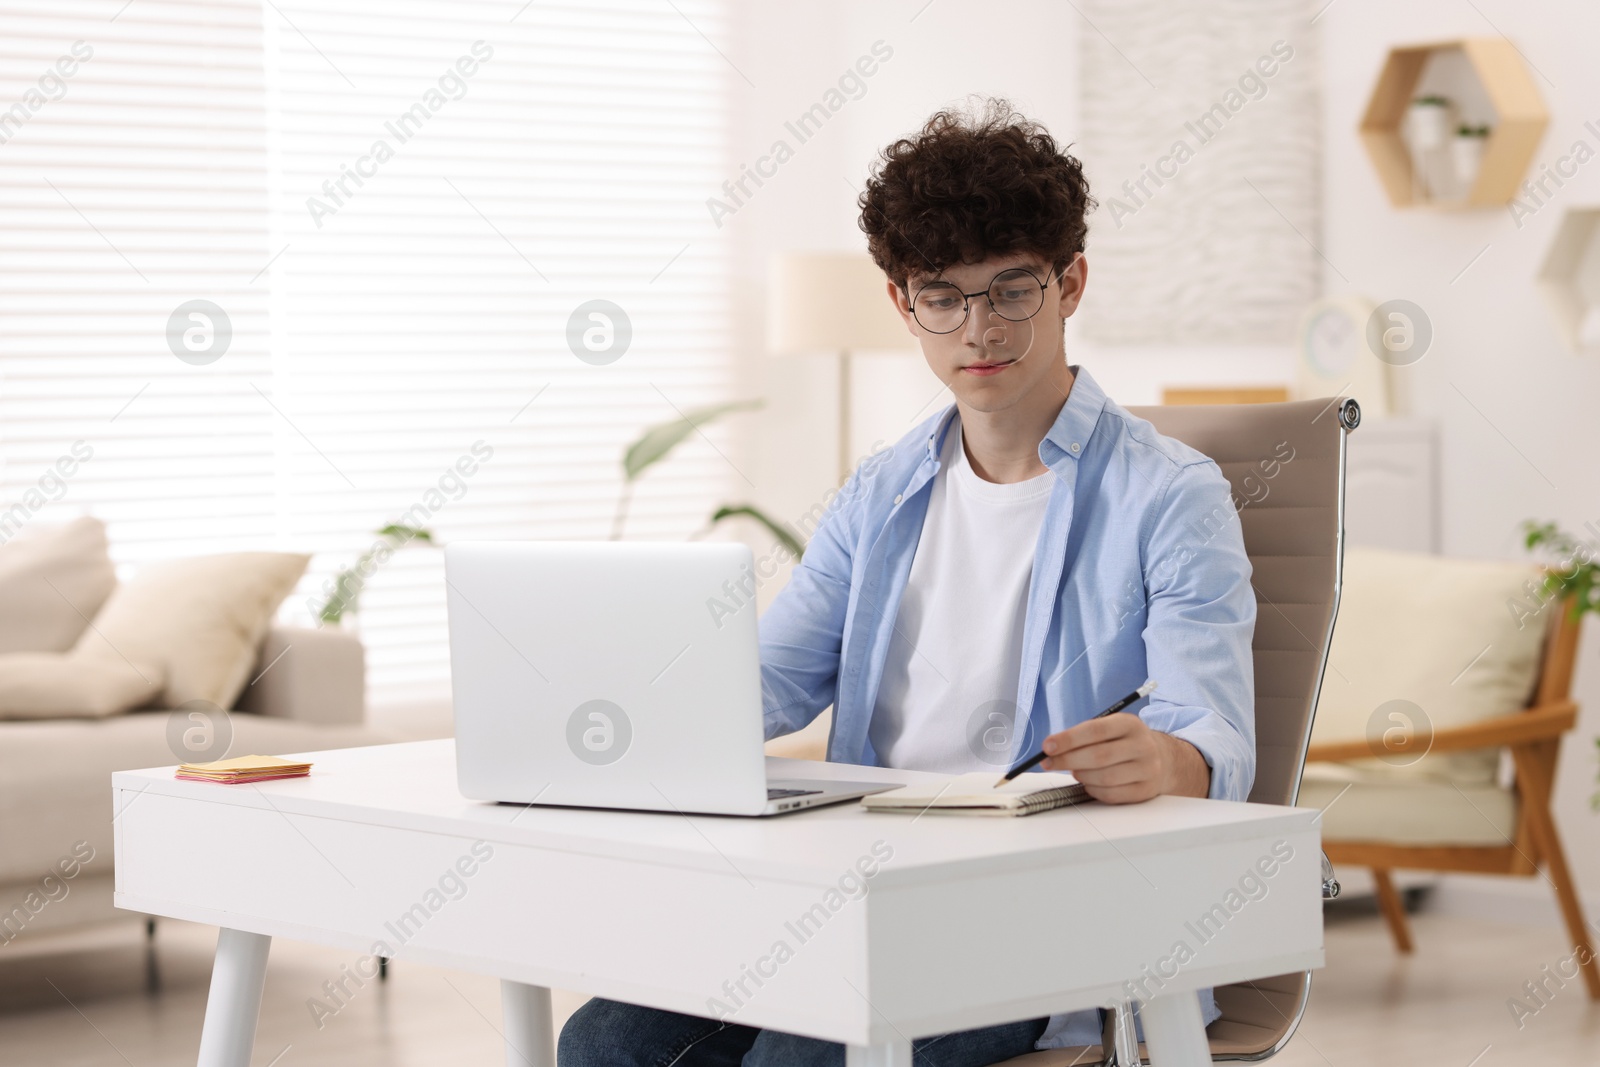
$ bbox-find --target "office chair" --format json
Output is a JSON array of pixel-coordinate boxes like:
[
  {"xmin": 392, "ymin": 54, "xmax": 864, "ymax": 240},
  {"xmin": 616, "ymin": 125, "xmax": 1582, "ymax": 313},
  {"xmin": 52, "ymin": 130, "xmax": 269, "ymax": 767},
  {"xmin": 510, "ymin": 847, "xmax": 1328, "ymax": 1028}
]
[{"xmin": 995, "ymin": 396, "xmax": 1357, "ymax": 1067}]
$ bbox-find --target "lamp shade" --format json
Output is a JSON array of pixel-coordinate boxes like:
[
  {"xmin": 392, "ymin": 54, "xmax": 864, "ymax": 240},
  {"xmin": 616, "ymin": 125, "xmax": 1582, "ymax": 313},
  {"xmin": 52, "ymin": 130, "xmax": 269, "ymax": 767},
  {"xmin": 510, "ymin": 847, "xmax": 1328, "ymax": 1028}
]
[{"xmin": 766, "ymin": 252, "xmax": 913, "ymax": 354}]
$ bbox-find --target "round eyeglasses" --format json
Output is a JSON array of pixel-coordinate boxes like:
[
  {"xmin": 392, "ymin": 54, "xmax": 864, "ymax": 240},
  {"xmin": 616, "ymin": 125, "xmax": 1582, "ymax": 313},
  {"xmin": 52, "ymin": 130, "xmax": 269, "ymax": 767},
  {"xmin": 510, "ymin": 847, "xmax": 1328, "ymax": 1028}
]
[{"xmin": 907, "ymin": 266, "xmax": 1061, "ymax": 335}]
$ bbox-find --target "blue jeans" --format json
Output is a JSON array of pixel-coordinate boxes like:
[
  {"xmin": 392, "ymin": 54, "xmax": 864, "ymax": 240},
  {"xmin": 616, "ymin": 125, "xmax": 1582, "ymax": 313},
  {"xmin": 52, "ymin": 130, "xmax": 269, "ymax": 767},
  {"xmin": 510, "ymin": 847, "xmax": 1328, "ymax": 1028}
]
[{"xmin": 558, "ymin": 998, "xmax": 1050, "ymax": 1067}]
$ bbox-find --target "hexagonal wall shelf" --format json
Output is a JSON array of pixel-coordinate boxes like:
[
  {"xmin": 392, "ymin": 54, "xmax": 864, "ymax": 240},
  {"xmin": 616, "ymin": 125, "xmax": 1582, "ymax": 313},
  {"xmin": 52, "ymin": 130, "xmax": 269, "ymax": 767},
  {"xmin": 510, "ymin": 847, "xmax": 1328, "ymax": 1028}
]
[
  {"xmin": 1536, "ymin": 207, "xmax": 1600, "ymax": 352},
  {"xmin": 1359, "ymin": 38, "xmax": 1548, "ymax": 208}
]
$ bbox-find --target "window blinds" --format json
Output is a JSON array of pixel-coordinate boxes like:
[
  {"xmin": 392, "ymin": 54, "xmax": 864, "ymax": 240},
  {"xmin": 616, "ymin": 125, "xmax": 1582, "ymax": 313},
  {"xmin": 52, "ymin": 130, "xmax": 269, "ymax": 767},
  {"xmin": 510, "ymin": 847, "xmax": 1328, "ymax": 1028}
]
[{"xmin": 0, "ymin": 0, "xmax": 736, "ymax": 706}]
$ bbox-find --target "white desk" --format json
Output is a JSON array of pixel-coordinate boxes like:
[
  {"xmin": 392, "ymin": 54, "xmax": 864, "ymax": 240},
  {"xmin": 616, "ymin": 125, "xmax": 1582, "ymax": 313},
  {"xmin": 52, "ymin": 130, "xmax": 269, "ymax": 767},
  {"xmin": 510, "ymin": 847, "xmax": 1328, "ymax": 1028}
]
[{"xmin": 112, "ymin": 740, "xmax": 1322, "ymax": 1067}]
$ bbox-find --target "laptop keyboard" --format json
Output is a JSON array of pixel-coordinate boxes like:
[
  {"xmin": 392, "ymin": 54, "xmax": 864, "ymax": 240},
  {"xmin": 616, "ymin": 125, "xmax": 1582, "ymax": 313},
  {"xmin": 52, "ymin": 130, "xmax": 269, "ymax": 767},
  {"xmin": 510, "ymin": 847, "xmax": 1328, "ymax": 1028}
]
[{"xmin": 767, "ymin": 787, "xmax": 823, "ymax": 799}]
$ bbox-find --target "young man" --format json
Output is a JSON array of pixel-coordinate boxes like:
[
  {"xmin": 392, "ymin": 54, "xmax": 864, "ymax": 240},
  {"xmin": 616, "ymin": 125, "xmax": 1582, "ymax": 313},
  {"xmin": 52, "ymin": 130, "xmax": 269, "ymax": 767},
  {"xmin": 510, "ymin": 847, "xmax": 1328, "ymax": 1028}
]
[{"xmin": 560, "ymin": 100, "xmax": 1255, "ymax": 1066}]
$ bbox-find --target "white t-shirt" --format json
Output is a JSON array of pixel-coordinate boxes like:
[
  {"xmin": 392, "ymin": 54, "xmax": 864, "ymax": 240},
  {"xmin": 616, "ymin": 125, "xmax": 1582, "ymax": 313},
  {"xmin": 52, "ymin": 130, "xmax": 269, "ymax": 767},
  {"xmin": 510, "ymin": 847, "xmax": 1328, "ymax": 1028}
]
[{"xmin": 868, "ymin": 424, "xmax": 1056, "ymax": 772}]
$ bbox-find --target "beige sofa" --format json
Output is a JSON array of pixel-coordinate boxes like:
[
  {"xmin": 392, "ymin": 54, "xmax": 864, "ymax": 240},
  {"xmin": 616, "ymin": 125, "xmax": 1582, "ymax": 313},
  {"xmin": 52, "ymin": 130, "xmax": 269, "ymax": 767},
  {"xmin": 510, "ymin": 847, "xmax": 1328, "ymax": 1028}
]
[
  {"xmin": 0, "ymin": 625, "xmax": 383, "ymax": 946},
  {"xmin": 0, "ymin": 517, "xmax": 388, "ymax": 948}
]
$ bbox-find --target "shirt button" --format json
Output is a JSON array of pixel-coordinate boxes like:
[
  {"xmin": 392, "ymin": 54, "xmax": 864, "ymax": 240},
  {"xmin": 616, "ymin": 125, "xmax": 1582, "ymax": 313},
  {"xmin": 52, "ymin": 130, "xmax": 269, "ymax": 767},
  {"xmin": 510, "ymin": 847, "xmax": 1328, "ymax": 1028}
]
[
  {"xmin": 1069, "ymin": 442, "xmax": 1081, "ymax": 454},
  {"xmin": 893, "ymin": 494, "xmax": 903, "ymax": 504}
]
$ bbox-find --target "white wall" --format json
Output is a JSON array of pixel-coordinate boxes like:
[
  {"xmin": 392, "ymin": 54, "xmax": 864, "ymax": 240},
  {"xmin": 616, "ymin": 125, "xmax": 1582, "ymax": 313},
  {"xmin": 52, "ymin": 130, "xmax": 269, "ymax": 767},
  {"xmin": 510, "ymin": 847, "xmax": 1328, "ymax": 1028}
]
[
  {"xmin": 1319, "ymin": 0, "xmax": 1600, "ymax": 902},
  {"xmin": 725, "ymin": 1, "xmax": 1600, "ymax": 900}
]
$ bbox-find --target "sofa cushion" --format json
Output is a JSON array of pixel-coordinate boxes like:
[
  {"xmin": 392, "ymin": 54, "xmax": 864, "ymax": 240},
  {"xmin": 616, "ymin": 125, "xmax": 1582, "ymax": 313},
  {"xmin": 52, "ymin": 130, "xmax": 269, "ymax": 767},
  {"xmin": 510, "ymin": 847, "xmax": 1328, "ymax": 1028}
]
[
  {"xmin": 0, "ymin": 711, "xmax": 384, "ymax": 884},
  {"xmin": 0, "ymin": 516, "xmax": 115, "ymax": 654},
  {"xmin": 1307, "ymin": 546, "xmax": 1550, "ymax": 785},
  {"xmin": 73, "ymin": 552, "xmax": 310, "ymax": 711},
  {"xmin": 1297, "ymin": 763, "xmax": 1518, "ymax": 846},
  {"xmin": 0, "ymin": 654, "xmax": 163, "ymax": 719}
]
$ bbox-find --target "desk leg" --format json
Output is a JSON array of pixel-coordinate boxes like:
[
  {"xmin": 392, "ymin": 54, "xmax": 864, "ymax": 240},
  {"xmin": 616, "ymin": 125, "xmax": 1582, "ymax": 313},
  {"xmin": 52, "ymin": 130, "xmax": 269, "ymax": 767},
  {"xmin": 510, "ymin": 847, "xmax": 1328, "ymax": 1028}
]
[
  {"xmin": 500, "ymin": 980, "xmax": 555, "ymax": 1067},
  {"xmin": 1140, "ymin": 991, "xmax": 1209, "ymax": 1067},
  {"xmin": 195, "ymin": 928, "xmax": 271, "ymax": 1067},
  {"xmin": 845, "ymin": 1038, "xmax": 912, "ymax": 1067}
]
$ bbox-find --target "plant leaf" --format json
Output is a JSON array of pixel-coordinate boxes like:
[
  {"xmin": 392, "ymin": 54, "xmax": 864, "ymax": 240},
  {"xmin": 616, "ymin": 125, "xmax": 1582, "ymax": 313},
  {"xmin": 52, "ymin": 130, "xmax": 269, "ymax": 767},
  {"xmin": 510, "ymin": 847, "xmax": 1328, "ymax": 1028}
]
[
  {"xmin": 377, "ymin": 523, "xmax": 435, "ymax": 544},
  {"xmin": 1522, "ymin": 518, "xmax": 1600, "ymax": 622},
  {"xmin": 317, "ymin": 566, "xmax": 364, "ymax": 624},
  {"xmin": 315, "ymin": 524, "xmax": 436, "ymax": 624},
  {"xmin": 623, "ymin": 400, "xmax": 761, "ymax": 482},
  {"xmin": 709, "ymin": 504, "xmax": 806, "ymax": 560}
]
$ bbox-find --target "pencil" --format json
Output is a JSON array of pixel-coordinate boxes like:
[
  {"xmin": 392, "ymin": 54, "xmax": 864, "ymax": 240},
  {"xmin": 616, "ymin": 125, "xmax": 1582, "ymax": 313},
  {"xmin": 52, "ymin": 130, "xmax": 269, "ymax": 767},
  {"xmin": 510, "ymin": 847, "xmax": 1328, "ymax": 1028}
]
[{"xmin": 992, "ymin": 680, "xmax": 1158, "ymax": 788}]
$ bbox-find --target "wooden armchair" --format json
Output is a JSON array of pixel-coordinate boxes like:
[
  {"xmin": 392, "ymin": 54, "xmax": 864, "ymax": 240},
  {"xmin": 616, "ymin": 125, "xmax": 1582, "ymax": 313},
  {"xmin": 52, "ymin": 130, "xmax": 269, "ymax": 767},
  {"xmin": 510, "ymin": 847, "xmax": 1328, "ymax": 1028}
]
[{"xmin": 1304, "ymin": 591, "xmax": 1597, "ymax": 999}]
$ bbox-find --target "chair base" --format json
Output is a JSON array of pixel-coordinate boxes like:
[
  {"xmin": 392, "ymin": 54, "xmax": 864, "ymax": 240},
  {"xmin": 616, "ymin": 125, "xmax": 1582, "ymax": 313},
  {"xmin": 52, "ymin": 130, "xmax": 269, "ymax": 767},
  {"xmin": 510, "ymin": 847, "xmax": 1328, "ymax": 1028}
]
[{"xmin": 986, "ymin": 973, "xmax": 1313, "ymax": 1066}]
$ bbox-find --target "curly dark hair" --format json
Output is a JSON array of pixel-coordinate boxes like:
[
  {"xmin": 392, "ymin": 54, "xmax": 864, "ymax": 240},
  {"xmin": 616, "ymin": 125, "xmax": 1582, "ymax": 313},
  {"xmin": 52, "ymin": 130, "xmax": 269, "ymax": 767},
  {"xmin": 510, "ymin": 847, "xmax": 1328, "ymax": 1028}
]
[{"xmin": 857, "ymin": 97, "xmax": 1094, "ymax": 291}]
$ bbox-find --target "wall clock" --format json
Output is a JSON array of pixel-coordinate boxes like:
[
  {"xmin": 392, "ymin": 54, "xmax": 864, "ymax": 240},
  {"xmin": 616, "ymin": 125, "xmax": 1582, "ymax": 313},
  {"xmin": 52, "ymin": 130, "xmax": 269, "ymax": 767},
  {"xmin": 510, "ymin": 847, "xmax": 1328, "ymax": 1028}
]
[{"xmin": 1293, "ymin": 295, "xmax": 1391, "ymax": 418}]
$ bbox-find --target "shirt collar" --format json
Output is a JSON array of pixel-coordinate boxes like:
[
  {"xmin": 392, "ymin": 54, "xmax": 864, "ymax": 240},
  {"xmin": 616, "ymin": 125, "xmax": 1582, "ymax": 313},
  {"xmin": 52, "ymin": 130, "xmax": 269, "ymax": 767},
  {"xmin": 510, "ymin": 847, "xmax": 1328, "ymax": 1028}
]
[
  {"xmin": 1040, "ymin": 363, "xmax": 1108, "ymax": 470},
  {"xmin": 922, "ymin": 362, "xmax": 1108, "ymax": 474}
]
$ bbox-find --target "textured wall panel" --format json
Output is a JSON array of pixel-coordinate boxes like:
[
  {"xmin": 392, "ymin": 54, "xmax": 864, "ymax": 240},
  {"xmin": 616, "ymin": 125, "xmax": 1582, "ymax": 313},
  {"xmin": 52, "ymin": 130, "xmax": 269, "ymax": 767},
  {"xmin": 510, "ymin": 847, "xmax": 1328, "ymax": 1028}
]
[{"xmin": 1077, "ymin": 0, "xmax": 1323, "ymax": 344}]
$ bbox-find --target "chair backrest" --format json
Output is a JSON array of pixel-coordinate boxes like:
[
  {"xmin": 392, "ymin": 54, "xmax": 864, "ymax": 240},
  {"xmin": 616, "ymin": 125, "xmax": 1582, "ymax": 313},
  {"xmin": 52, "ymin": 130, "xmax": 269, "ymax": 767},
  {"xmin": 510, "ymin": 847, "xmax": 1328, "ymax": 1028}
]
[
  {"xmin": 1127, "ymin": 398, "xmax": 1357, "ymax": 806},
  {"xmin": 992, "ymin": 398, "xmax": 1357, "ymax": 1067}
]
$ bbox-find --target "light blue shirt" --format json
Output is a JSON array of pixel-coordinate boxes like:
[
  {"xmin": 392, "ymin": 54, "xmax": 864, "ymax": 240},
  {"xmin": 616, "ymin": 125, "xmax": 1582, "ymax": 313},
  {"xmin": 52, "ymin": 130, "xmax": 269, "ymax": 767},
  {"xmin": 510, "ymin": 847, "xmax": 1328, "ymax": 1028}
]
[{"xmin": 757, "ymin": 363, "xmax": 1256, "ymax": 1048}]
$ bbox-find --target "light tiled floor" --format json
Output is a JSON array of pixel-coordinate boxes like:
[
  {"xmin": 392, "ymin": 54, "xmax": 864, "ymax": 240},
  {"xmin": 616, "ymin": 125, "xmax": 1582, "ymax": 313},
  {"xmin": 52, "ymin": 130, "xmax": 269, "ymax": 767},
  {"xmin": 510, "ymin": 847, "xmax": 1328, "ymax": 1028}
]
[{"xmin": 2, "ymin": 902, "xmax": 1597, "ymax": 1066}]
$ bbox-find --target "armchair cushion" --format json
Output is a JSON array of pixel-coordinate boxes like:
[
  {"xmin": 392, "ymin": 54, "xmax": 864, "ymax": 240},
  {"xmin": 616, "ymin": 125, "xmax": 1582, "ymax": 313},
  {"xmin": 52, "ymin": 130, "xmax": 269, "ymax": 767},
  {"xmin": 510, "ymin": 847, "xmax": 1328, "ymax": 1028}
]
[
  {"xmin": 1306, "ymin": 546, "xmax": 1548, "ymax": 786},
  {"xmin": 1297, "ymin": 763, "xmax": 1517, "ymax": 846}
]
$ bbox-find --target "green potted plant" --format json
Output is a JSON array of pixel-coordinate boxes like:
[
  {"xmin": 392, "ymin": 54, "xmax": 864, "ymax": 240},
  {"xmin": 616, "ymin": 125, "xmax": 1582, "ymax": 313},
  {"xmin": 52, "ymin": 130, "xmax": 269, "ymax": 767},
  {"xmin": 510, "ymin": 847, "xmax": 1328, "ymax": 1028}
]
[
  {"xmin": 315, "ymin": 405, "xmax": 801, "ymax": 634},
  {"xmin": 1522, "ymin": 520, "xmax": 1600, "ymax": 808},
  {"xmin": 613, "ymin": 400, "xmax": 803, "ymax": 558},
  {"xmin": 314, "ymin": 523, "xmax": 436, "ymax": 628},
  {"xmin": 1451, "ymin": 123, "xmax": 1490, "ymax": 185},
  {"xmin": 1523, "ymin": 520, "xmax": 1599, "ymax": 621},
  {"xmin": 1407, "ymin": 94, "xmax": 1453, "ymax": 150}
]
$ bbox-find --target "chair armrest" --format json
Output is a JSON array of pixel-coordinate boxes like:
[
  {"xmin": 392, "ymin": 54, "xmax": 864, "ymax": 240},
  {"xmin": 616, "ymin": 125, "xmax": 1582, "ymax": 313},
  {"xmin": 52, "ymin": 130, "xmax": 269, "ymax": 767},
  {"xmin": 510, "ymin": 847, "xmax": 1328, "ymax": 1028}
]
[
  {"xmin": 232, "ymin": 625, "xmax": 366, "ymax": 726},
  {"xmin": 1304, "ymin": 700, "xmax": 1576, "ymax": 763}
]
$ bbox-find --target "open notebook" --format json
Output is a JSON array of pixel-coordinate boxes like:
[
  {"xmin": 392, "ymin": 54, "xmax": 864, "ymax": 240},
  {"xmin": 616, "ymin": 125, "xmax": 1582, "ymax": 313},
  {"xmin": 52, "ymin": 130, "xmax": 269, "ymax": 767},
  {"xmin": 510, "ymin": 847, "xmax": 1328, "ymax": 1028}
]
[{"xmin": 860, "ymin": 771, "xmax": 1089, "ymax": 817}]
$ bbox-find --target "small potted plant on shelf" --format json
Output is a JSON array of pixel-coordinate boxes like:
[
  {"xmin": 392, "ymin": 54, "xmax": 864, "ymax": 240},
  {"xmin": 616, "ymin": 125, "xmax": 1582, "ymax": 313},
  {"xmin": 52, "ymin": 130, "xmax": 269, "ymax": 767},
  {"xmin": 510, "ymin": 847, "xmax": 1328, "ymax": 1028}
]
[
  {"xmin": 1452, "ymin": 123, "xmax": 1490, "ymax": 185},
  {"xmin": 1407, "ymin": 94, "xmax": 1453, "ymax": 150}
]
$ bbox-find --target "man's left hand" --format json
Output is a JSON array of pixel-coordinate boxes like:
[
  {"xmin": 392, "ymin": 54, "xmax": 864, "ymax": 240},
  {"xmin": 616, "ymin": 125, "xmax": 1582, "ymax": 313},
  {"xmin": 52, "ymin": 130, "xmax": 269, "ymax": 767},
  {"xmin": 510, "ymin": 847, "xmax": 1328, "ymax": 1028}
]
[{"xmin": 1036, "ymin": 713, "xmax": 1212, "ymax": 803}]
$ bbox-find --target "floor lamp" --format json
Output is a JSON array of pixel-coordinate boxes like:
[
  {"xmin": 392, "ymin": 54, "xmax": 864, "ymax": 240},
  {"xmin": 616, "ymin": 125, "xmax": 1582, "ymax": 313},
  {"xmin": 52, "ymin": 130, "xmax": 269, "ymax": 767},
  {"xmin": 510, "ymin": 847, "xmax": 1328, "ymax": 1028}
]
[{"xmin": 766, "ymin": 252, "xmax": 913, "ymax": 484}]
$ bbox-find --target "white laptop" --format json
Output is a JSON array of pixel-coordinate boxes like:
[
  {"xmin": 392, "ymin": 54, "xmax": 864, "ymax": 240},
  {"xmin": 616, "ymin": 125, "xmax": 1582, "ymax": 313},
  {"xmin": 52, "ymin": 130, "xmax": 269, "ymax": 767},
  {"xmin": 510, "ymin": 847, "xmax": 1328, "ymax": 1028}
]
[{"xmin": 444, "ymin": 541, "xmax": 898, "ymax": 816}]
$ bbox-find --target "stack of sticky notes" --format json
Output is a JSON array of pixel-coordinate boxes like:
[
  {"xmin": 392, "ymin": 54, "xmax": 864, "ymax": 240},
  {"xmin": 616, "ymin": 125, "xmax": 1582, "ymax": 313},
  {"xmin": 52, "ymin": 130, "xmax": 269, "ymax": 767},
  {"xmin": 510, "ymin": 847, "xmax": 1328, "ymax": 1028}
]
[{"xmin": 175, "ymin": 755, "xmax": 312, "ymax": 784}]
